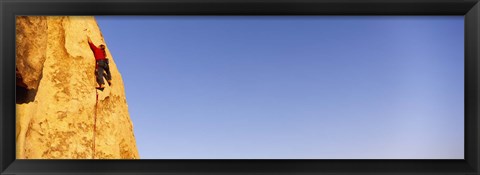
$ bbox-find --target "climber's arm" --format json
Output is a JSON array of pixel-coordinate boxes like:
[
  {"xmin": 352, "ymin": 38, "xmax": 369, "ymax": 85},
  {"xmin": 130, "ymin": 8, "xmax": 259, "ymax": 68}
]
[
  {"xmin": 87, "ymin": 36, "xmax": 92, "ymax": 44},
  {"xmin": 87, "ymin": 37, "xmax": 97, "ymax": 50}
]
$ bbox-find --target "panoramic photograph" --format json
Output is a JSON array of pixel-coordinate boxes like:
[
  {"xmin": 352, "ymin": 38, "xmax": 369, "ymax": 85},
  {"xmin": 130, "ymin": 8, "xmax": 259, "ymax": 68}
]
[{"xmin": 15, "ymin": 16, "xmax": 464, "ymax": 159}]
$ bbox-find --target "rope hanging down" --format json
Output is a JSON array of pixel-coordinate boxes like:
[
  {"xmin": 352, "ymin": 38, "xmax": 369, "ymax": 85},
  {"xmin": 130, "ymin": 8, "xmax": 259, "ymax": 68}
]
[{"xmin": 93, "ymin": 90, "xmax": 98, "ymax": 159}]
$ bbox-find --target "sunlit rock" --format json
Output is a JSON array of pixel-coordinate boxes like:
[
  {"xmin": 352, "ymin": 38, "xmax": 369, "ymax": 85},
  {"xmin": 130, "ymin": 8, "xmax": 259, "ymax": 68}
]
[{"xmin": 16, "ymin": 16, "xmax": 139, "ymax": 159}]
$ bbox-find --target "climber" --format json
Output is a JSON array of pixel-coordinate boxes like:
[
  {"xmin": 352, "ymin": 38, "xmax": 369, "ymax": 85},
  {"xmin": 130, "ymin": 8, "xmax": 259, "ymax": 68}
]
[{"xmin": 87, "ymin": 36, "xmax": 112, "ymax": 90}]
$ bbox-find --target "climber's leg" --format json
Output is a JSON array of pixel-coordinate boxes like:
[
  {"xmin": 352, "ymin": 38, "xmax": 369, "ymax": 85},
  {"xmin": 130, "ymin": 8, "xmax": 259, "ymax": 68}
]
[
  {"xmin": 104, "ymin": 59, "xmax": 112, "ymax": 86},
  {"xmin": 96, "ymin": 61, "xmax": 105, "ymax": 87}
]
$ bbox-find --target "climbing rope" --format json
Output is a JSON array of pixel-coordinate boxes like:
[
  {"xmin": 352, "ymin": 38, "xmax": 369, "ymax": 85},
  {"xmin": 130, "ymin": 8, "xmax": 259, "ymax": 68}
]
[{"xmin": 93, "ymin": 90, "xmax": 98, "ymax": 159}]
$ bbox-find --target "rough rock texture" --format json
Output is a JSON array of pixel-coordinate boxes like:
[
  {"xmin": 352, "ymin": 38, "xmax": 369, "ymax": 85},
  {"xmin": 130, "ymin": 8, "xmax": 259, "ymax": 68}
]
[
  {"xmin": 16, "ymin": 16, "xmax": 139, "ymax": 159},
  {"xmin": 16, "ymin": 16, "xmax": 47, "ymax": 90}
]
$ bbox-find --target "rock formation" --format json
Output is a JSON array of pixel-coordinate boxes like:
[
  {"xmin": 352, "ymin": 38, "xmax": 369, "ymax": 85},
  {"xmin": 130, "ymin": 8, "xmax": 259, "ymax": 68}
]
[{"xmin": 16, "ymin": 16, "xmax": 139, "ymax": 159}]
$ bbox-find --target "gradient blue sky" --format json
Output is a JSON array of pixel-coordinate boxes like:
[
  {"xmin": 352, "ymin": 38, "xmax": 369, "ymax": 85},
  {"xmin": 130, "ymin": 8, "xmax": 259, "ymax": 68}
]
[{"xmin": 96, "ymin": 16, "xmax": 464, "ymax": 159}]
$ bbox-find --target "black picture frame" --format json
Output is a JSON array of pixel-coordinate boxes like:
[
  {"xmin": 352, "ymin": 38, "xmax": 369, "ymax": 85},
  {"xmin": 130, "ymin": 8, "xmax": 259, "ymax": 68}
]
[{"xmin": 1, "ymin": 0, "xmax": 479, "ymax": 174}]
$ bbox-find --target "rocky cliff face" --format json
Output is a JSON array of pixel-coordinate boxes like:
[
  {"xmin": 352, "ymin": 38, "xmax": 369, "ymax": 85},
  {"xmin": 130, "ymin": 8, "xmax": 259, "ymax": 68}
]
[{"xmin": 16, "ymin": 16, "xmax": 139, "ymax": 159}]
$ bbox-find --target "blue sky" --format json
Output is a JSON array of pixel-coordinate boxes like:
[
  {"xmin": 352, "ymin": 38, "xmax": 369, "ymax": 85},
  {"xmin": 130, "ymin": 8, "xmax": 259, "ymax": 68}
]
[{"xmin": 96, "ymin": 16, "xmax": 464, "ymax": 159}]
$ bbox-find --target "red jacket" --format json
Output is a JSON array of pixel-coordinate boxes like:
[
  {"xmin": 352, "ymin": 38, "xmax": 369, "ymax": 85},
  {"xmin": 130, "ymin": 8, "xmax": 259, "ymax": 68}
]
[{"xmin": 88, "ymin": 41, "xmax": 107, "ymax": 61}]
